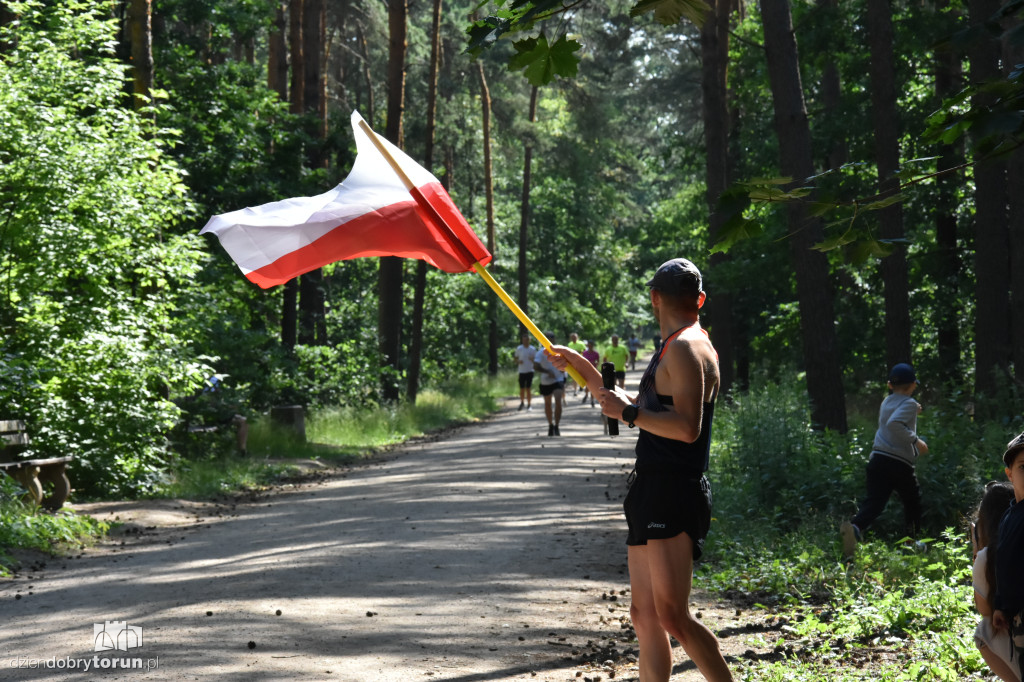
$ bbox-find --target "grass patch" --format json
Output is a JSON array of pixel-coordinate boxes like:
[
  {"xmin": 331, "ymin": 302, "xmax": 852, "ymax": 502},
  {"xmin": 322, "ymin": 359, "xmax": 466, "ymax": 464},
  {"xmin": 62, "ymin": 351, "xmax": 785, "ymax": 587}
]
[
  {"xmin": 154, "ymin": 457, "xmax": 302, "ymax": 500},
  {"xmin": 699, "ymin": 513, "xmax": 984, "ymax": 679},
  {"xmin": 162, "ymin": 372, "xmax": 517, "ymax": 499},
  {"xmin": 0, "ymin": 477, "xmax": 109, "ymax": 576}
]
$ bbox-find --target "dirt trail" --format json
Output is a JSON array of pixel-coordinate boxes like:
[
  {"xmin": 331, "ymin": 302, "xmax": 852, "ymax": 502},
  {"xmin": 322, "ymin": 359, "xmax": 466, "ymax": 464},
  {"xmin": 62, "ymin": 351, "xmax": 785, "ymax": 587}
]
[{"xmin": 1, "ymin": 385, "xmax": 763, "ymax": 681}]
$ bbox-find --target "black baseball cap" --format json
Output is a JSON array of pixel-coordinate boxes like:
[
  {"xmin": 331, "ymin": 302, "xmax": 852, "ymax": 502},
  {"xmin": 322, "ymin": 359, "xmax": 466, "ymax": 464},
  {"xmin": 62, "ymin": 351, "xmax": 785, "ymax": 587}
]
[
  {"xmin": 646, "ymin": 258, "xmax": 702, "ymax": 297},
  {"xmin": 1004, "ymin": 431, "xmax": 1024, "ymax": 467},
  {"xmin": 888, "ymin": 363, "xmax": 918, "ymax": 385}
]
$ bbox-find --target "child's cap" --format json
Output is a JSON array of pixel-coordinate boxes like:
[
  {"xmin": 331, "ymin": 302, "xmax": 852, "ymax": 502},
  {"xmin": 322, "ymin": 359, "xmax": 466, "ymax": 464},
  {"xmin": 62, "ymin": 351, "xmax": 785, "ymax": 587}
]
[
  {"xmin": 888, "ymin": 363, "xmax": 918, "ymax": 385},
  {"xmin": 1003, "ymin": 432, "xmax": 1024, "ymax": 467}
]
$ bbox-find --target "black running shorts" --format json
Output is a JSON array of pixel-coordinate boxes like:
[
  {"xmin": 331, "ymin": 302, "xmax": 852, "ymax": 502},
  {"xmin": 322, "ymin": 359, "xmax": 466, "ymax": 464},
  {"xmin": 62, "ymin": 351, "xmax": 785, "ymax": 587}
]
[
  {"xmin": 624, "ymin": 472, "xmax": 712, "ymax": 560},
  {"xmin": 539, "ymin": 381, "xmax": 565, "ymax": 396},
  {"xmin": 518, "ymin": 372, "xmax": 534, "ymax": 389}
]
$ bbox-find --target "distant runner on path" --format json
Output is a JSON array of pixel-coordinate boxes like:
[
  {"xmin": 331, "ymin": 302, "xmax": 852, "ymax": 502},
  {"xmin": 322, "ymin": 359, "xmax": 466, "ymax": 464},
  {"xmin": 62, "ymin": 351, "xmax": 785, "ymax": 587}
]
[
  {"xmin": 513, "ymin": 333, "xmax": 537, "ymax": 412},
  {"xmin": 547, "ymin": 258, "xmax": 732, "ymax": 682},
  {"xmin": 603, "ymin": 335, "xmax": 629, "ymax": 389}
]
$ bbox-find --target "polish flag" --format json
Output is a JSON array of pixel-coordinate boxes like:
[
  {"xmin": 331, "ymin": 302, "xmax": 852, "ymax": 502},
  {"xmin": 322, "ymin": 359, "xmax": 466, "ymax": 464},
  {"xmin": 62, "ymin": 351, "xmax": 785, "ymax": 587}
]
[{"xmin": 200, "ymin": 111, "xmax": 492, "ymax": 289}]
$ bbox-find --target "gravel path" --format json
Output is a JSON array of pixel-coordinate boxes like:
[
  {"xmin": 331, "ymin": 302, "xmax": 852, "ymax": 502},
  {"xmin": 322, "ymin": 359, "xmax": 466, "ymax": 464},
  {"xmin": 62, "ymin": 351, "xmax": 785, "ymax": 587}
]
[{"xmin": 1, "ymin": 391, "xmax": 750, "ymax": 681}]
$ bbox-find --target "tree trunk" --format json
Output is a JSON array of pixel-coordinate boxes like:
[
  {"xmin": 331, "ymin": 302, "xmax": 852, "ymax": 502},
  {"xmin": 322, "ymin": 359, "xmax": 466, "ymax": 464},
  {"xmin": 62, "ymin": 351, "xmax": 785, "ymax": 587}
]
[
  {"xmin": 0, "ymin": 5, "xmax": 15, "ymax": 53},
  {"xmin": 970, "ymin": 0, "xmax": 1011, "ymax": 402},
  {"xmin": 700, "ymin": 0, "xmax": 736, "ymax": 396},
  {"xmin": 1006, "ymin": 24, "xmax": 1024, "ymax": 386},
  {"xmin": 126, "ymin": 0, "xmax": 153, "ymax": 111},
  {"xmin": 378, "ymin": 0, "xmax": 408, "ymax": 403},
  {"xmin": 298, "ymin": 0, "xmax": 326, "ymax": 346},
  {"xmin": 479, "ymin": 61, "xmax": 499, "ymax": 375},
  {"xmin": 867, "ymin": 0, "xmax": 911, "ymax": 369},
  {"xmin": 407, "ymin": 0, "xmax": 443, "ymax": 403},
  {"xmin": 267, "ymin": 2, "xmax": 288, "ymax": 99},
  {"xmin": 819, "ymin": 0, "xmax": 846, "ymax": 171},
  {"xmin": 518, "ymin": 85, "xmax": 539, "ymax": 327},
  {"xmin": 760, "ymin": 0, "xmax": 847, "ymax": 432},
  {"xmin": 356, "ymin": 21, "xmax": 375, "ymax": 128},
  {"xmin": 281, "ymin": 0, "xmax": 304, "ymax": 349},
  {"xmin": 933, "ymin": 0, "xmax": 963, "ymax": 386}
]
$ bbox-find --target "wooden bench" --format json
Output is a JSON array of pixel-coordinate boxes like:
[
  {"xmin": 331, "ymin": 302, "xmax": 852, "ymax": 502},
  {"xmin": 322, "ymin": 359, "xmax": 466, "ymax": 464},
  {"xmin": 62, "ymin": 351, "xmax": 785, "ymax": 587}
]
[{"xmin": 0, "ymin": 420, "xmax": 73, "ymax": 510}]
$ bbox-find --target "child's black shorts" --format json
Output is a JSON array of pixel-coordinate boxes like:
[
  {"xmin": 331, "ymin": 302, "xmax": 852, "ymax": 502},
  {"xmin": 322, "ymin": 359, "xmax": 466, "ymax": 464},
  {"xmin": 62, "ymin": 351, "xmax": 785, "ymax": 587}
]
[
  {"xmin": 539, "ymin": 381, "xmax": 565, "ymax": 396},
  {"xmin": 624, "ymin": 471, "xmax": 712, "ymax": 560},
  {"xmin": 518, "ymin": 372, "xmax": 534, "ymax": 389}
]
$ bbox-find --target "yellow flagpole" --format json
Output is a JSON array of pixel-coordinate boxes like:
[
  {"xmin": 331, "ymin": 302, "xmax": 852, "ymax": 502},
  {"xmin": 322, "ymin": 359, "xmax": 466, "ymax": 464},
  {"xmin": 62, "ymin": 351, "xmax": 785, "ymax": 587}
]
[{"xmin": 356, "ymin": 118, "xmax": 585, "ymax": 386}]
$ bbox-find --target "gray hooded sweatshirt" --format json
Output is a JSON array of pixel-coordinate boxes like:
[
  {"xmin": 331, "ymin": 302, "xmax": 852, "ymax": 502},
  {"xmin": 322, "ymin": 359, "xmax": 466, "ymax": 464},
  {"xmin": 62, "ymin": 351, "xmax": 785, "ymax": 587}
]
[{"xmin": 871, "ymin": 393, "xmax": 921, "ymax": 467}]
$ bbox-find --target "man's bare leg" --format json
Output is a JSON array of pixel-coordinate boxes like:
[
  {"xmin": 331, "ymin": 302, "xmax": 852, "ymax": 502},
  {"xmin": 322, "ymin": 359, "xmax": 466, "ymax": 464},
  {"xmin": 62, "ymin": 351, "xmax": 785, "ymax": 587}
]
[
  {"xmin": 628, "ymin": 534, "xmax": 732, "ymax": 682},
  {"xmin": 628, "ymin": 545, "xmax": 674, "ymax": 681}
]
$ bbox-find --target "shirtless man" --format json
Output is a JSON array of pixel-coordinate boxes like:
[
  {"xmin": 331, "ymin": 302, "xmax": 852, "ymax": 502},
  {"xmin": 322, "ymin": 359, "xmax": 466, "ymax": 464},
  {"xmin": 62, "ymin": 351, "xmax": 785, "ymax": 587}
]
[{"xmin": 547, "ymin": 258, "xmax": 731, "ymax": 682}]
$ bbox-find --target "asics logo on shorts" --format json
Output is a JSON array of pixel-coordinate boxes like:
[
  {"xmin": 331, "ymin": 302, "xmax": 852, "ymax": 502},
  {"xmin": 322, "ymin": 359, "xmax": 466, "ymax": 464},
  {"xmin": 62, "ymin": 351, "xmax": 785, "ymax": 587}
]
[{"xmin": 647, "ymin": 522, "xmax": 666, "ymax": 529}]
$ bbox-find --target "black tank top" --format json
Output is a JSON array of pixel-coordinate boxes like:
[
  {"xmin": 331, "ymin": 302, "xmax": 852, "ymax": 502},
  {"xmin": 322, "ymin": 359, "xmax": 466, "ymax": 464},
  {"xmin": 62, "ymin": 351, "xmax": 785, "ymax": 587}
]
[{"xmin": 634, "ymin": 326, "xmax": 715, "ymax": 475}]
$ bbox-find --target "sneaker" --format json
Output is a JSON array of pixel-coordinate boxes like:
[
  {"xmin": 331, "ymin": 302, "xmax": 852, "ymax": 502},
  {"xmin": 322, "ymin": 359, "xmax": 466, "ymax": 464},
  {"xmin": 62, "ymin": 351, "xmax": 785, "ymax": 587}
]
[
  {"xmin": 554, "ymin": 425, "xmax": 561, "ymax": 436},
  {"xmin": 527, "ymin": 405, "xmax": 533, "ymax": 412},
  {"xmin": 581, "ymin": 396, "xmax": 588, "ymax": 405},
  {"xmin": 590, "ymin": 399, "xmax": 595, "ymax": 407},
  {"xmin": 518, "ymin": 402, "xmax": 524, "ymax": 411},
  {"xmin": 840, "ymin": 521, "xmax": 860, "ymax": 559},
  {"xmin": 548, "ymin": 424, "xmax": 555, "ymax": 437}
]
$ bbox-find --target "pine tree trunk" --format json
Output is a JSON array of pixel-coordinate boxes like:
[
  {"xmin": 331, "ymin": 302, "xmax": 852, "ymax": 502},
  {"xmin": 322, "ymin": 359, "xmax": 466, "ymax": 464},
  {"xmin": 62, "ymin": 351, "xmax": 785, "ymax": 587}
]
[
  {"xmin": 760, "ymin": 0, "xmax": 847, "ymax": 432},
  {"xmin": 933, "ymin": 0, "xmax": 963, "ymax": 386},
  {"xmin": 281, "ymin": 0, "xmax": 304, "ymax": 349},
  {"xmin": 819, "ymin": 0, "xmax": 846, "ymax": 170},
  {"xmin": 267, "ymin": 2, "xmax": 288, "ymax": 99},
  {"xmin": 970, "ymin": 0, "xmax": 1011, "ymax": 402},
  {"xmin": 701, "ymin": 0, "xmax": 736, "ymax": 396},
  {"xmin": 1005, "ymin": 22, "xmax": 1024, "ymax": 387},
  {"xmin": 299, "ymin": 0, "xmax": 326, "ymax": 346},
  {"xmin": 518, "ymin": 86, "xmax": 539, "ymax": 327},
  {"xmin": 378, "ymin": 0, "xmax": 408, "ymax": 403},
  {"xmin": 867, "ymin": 0, "xmax": 911, "ymax": 369},
  {"xmin": 126, "ymin": 0, "xmax": 153, "ymax": 111},
  {"xmin": 407, "ymin": 0, "xmax": 443, "ymax": 403},
  {"xmin": 479, "ymin": 61, "xmax": 499, "ymax": 375},
  {"xmin": 356, "ymin": 21, "xmax": 375, "ymax": 127}
]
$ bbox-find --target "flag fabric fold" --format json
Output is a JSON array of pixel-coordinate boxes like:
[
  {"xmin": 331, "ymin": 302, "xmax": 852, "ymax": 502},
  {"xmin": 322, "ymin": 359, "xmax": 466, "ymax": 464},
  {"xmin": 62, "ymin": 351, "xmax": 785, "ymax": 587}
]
[{"xmin": 200, "ymin": 111, "xmax": 492, "ymax": 289}]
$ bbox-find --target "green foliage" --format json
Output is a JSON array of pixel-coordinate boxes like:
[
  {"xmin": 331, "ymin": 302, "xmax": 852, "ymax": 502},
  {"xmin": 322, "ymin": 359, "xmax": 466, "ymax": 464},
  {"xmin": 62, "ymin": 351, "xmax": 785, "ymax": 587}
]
[
  {"xmin": 0, "ymin": 476, "xmax": 108, "ymax": 576},
  {"xmin": 0, "ymin": 1, "xmax": 209, "ymax": 497},
  {"xmin": 711, "ymin": 379, "xmax": 1012, "ymax": 539},
  {"xmin": 466, "ymin": 0, "xmax": 706, "ymax": 84},
  {"xmin": 630, "ymin": 0, "xmax": 709, "ymax": 26},
  {"xmin": 508, "ymin": 32, "xmax": 582, "ymax": 85},
  {"xmin": 703, "ymin": 519, "xmax": 984, "ymax": 681},
  {"xmin": 157, "ymin": 455, "xmax": 299, "ymax": 500},
  {"xmin": 713, "ymin": 381, "xmax": 863, "ymax": 524}
]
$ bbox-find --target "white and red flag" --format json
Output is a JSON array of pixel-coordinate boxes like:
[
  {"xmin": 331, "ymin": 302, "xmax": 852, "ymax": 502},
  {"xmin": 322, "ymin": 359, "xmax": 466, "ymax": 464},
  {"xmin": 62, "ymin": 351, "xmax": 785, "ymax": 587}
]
[{"xmin": 200, "ymin": 111, "xmax": 492, "ymax": 289}]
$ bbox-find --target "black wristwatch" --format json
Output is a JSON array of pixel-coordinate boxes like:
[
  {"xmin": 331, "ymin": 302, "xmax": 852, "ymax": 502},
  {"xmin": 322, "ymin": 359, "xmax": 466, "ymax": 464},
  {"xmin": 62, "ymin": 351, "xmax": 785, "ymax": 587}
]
[{"xmin": 622, "ymin": 404, "xmax": 639, "ymax": 428}]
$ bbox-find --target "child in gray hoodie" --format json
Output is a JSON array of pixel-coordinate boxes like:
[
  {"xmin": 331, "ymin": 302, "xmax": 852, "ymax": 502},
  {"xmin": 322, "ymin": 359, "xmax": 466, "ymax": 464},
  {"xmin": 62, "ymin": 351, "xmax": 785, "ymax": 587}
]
[{"xmin": 841, "ymin": 363, "xmax": 929, "ymax": 557}]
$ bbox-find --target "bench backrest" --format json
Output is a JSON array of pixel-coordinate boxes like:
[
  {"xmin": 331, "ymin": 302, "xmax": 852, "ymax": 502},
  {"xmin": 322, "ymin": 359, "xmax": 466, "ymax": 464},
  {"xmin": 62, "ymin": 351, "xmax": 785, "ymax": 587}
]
[{"xmin": 1, "ymin": 420, "xmax": 29, "ymax": 448}]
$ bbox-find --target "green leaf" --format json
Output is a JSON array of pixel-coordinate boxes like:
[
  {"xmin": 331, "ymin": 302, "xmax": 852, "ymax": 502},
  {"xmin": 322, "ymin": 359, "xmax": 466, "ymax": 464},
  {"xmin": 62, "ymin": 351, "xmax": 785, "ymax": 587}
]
[
  {"xmin": 509, "ymin": 33, "xmax": 581, "ymax": 85},
  {"xmin": 846, "ymin": 238, "xmax": 893, "ymax": 264},
  {"xmin": 630, "ymin": 0, "xmax": 711, "ymax": 27},
  {"xmin": 862, "ymin": 194, "xmax": 904, "ymax": 211},
  {"xmin": 812, "ymin": 231, "xmax": 856, "ymax": 252},
  {"xmin": 710, "ymin": 215, "xmax": 763, "ymax": 254}
]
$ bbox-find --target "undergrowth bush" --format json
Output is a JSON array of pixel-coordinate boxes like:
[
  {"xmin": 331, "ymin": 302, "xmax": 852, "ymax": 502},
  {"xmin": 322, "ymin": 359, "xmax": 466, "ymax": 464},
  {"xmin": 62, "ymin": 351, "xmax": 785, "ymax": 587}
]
[
  {"xmin": 711, "ymin": 379, "xmax": 1021, "ymax": 539},
  {"xmin": 0, "ymin": 477, "xmax": 108, "ymax": 576}
]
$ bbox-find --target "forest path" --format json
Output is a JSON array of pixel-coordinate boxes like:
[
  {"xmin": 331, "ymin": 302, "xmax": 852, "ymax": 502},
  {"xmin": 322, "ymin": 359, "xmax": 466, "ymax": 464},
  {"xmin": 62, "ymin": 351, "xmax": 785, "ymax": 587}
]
[{"xmin": 1, "ymin": 373, "xmax": 764, "ymax": 681}]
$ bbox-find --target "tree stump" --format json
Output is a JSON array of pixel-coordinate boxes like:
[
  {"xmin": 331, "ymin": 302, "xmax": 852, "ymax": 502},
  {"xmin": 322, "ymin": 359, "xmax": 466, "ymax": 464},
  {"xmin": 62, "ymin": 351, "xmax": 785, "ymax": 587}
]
[{"xmin": 270, "ymin": 405, "xmax": 306, "ymax": 443}]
